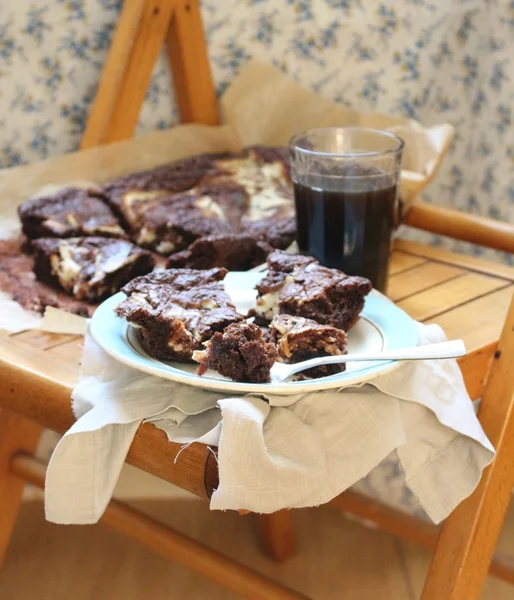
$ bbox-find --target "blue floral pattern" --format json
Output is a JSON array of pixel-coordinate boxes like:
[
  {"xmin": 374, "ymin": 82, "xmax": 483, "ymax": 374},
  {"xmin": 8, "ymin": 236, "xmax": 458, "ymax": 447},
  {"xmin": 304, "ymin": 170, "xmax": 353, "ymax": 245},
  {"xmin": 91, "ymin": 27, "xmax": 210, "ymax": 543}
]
[
  {"xmin": 0, "ymin": 1, "xmax": 512, "ymax": 265},
  {"xmin": 2, "ymin": 0, "xmax": 512, "ymax": 512}
]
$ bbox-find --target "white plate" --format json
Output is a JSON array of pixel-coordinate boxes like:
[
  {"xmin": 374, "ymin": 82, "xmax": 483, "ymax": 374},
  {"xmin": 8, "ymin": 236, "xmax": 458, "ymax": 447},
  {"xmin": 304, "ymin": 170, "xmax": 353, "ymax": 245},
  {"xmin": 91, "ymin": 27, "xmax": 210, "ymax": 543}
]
[{"xmin": 91, "ymin": 272, "xmax": 419, "ymax": 396}]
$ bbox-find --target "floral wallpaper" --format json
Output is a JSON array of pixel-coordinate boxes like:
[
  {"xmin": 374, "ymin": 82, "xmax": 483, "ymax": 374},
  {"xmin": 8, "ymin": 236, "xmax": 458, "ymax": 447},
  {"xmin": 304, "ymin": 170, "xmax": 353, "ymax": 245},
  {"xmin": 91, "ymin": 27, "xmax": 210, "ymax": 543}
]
[
  {"xmin": 2, "ymin": 0, "xmax": 512, "ymax": 514},
  {"xmin": 0, "ymin": 0, "xmax": 512, "ymax": 264}
]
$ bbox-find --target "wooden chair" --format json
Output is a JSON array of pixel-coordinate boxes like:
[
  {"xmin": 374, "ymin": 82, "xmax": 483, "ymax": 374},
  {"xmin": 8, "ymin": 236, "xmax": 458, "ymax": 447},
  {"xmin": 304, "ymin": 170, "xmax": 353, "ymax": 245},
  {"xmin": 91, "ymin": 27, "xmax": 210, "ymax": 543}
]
[{"xmin": 1, "ymin": 1, "xmax": 513, "ymax": 598}]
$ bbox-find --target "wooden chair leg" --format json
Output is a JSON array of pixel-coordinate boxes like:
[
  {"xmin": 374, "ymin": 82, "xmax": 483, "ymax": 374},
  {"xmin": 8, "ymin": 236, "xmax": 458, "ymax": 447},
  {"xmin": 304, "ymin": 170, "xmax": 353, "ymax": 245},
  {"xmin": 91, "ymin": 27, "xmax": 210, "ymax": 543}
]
[
  {"xmin": 421, "ymin": 295, "xmax": 514, "ymax": 600},
  {"xmin": 165, "ymin": 0, "xmax": 219, "ymax": 126},
  {"xmin": 0, "ymin": 410, "xmax": 42, "ymax": 566},
  {"xmin": 256, "ymin": 510, "xmax": 297, "ymax": 562}
]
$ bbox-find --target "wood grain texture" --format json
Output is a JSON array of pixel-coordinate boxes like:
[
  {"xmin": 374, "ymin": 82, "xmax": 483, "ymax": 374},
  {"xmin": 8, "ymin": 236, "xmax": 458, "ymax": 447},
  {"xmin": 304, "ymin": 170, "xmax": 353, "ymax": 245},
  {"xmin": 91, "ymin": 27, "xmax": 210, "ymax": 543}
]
[
  {"xmin": 0, "ymin": 336, "xmax": 217, "ymax": 499},
  {"xmin": 166, "ymin": 0, "xmax": 219, "ymax": 125},
  {"xmin": 0, "ymin": 411, "xmax": 41, "ymax": 566},
  {"xmin": 256, "ymin": 511, "xmax": 296, "ymax": 563},
  {"xmin": 330, "ymin": 491, "xmax": 514, "ymax": 585},
  {"xmin": 457, "ymin": 342, "xmax": 496, "ymax": 401},
  {"xmin": 394, "ymin": 239, "xmax": 514, "ymax": 281},
  {"xmin": 388, "ymin": 251, "xmax": 426, "ymax": 276},
  {"xmin": 422, "ymin": 294, "xmax": 514, "ymax": 600},
  {"xmin": 388, "ymin": 262, "xmax": 464, "ymax": 302},
  {"xmin": 81, "ymin": 0, "xmax": 175, "ymax": 147},
  {"xmin": 397, "ymin": 273, "xmax": 510, "ymax": 322},
  {"xmin": 405, "ymin": 201, "xmax": 514, "ymax": 255},
  {"xmin": 432, "ymin": 286, "xmax": 514, "ymax": 349},
  {"xmin": 11, "ymin": 455, "xmax": 309, "ymax": 600}
]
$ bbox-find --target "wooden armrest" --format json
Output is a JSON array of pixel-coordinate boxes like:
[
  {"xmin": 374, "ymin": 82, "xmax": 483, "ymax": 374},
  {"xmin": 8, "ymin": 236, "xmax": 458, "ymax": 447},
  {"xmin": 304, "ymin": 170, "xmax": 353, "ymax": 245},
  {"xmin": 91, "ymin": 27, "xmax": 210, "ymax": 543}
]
[
  {"xmin": 0, "ymin": 351, "xmax": 218, "ymax": 500},
  {"xmin": 405, "ymin": 201, "xmax": 514, "ymax": 254}
]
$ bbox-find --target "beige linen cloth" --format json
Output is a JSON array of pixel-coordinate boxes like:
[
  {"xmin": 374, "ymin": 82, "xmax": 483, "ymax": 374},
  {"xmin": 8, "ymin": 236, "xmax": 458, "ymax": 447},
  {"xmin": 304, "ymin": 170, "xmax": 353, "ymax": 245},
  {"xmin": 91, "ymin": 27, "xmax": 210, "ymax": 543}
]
[{"xmin": 44, "ymin": 318, "xmax": 493, "ymax": 525}]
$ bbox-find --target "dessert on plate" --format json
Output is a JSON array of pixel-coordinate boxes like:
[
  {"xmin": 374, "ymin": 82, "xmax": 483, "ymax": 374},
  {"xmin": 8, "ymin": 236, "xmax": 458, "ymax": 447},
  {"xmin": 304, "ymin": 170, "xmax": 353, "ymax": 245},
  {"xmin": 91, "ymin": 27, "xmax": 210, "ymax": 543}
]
[
  {"xmin": 115, "ymin": 268, "xmax": 243, "ymax": 361},
  {"xmin": 193, "ymin": 321, "xmax": 277, "ymax": 383},
  {"xmin": 254, "ymin": 250, "xmax": 372, "ymax": 331},
  {"xmin": 268, "ymin": 314, "xmax": 348, "ymax": 379},
  {"xmin": 32, "ymin": 236, "xmax": 154, "ymax": 302}
]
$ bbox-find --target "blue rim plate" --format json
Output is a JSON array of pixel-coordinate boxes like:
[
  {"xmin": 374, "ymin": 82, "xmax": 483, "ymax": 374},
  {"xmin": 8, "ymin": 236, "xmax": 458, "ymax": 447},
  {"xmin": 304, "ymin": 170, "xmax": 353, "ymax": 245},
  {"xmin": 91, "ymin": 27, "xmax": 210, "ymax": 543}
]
[{"xmin": 91, "ymin": 272, "xmax": 419, "ymax": 396}]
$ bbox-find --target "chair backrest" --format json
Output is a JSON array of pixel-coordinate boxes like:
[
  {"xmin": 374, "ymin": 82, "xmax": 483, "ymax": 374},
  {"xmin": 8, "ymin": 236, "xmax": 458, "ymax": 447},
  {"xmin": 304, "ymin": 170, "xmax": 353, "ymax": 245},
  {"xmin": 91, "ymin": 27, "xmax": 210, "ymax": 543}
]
[
  {"xmin": 421, "ymin": 291, "xmax": 514, "ymax": 600},
  {"xmin": 81, "ymin": 0, "xmax": 219, "ymax": 150},
  {"xmin": 82, "ymin": 0, "xmax": 514, "ymax": 256}
]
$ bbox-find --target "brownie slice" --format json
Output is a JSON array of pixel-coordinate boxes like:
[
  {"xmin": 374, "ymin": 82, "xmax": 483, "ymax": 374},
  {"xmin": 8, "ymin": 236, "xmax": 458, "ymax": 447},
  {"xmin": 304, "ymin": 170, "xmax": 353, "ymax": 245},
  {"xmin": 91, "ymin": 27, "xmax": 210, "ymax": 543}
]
[
  {"xmin": 193, "ymin": 321, "xmax": 277, "ymax": 383},
  {"xmin": 136, "ymin": 190, "xmax": 233, "ymax": 254},
  {"xmin": 32, "ymin": 237, "xmax": 154, "ymax": 302},
  {"xmin": 101, "ymin": 152, "xmax": 236, "ymax": 235},
  {"xmin": 269, "ymin": 314, "xmax": 347, "ymax": 379},
  {"xmin": 167, "ymin": 234, "xmax": 272, "ymax": 270},
  {"xmin": 18, "ymin": 187, "xmax": 125, "ymax": 240},
  {"xmin": 115, "ymin": 268, "xmax": 242, "ymax": 361},
  {"xmin": 241, "ymin": 216, "xmax": 296, "ymax": 250},
  {"xmin": 254, "ymin": 250, "xmax": 372, "ymax": 331}
]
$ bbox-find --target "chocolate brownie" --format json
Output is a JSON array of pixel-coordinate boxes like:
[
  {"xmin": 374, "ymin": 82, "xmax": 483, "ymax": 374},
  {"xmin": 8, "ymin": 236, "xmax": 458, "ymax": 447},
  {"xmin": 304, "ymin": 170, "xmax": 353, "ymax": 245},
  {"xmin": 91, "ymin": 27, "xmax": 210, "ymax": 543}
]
[
  {"xmin": 115, "ymin": 268, "xmax": 242, "ymax": 361},
  {"xmin": 32, "ymin": 237, "xmax": 154, "ymax": 302},
  {"xmin": 241, "ymin": 216, "xmax": 296, "ymax": 250},
  {"xmin": 101, "ymin": 152, "xmax": 236, "ymax": 234},
  {"xmin": 254, "ymin": 250, "xmax": 372, "ymax": 331},
  {"xmin": 194, "ymin": 321, "xmax": 277, "ymax": 383},
  {"xmin": 269, "ymin": 314, "xmax": 347, "ymax": 378},
  {"xmin": 167, "ymin": 234, "xmax": 272, "ymax": 270},
  {"xmin": 0, "ymin": 236, "xmax": 97, "ymax": 317},
  {"xmin": 135, "ymin": 190, "xmax": 233, "ymax": 254},
  {"xmin": 100, "ymin": 147, "xmax": 294, "ymax": 253},
  {"xmin": 18, "ymin": 187, "xmax": 125, "ymax": 240}
]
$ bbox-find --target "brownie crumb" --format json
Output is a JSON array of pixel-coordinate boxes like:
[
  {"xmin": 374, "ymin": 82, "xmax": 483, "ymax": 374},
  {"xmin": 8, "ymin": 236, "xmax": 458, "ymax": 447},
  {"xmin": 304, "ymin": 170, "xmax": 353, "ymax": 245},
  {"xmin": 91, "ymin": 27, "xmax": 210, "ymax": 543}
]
[
  {"xmin": 194, "ymin": 321, "xmax": 277, "ymax": 383},
  {"xmin": 269, "ymin": 314, "xmax": 347, "ymax": 379}
]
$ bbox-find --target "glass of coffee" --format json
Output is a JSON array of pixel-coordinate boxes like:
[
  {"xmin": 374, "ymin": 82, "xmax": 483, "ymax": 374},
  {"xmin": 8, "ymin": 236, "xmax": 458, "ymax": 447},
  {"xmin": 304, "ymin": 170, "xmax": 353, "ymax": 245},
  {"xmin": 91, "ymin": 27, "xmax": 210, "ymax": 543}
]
[{"xmin": 290, "ymin": 127, "xmax": 404, "ymax": 293}]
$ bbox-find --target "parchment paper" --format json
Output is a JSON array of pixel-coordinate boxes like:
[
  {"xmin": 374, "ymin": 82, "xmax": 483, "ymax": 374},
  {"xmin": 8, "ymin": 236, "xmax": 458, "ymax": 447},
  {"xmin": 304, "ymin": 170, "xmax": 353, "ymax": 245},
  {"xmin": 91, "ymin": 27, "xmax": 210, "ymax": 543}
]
[{"xmin": 0, "ymin": 59, "xmax": 454, "ymax": 332}]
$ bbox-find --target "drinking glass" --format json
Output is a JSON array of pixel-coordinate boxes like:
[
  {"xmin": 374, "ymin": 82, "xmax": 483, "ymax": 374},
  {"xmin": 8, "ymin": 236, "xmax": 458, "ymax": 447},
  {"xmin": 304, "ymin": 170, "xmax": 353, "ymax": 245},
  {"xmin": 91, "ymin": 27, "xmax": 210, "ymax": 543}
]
[{"xmin": 290, "ymin": 127, "xmax": 404, "ymax": 293}]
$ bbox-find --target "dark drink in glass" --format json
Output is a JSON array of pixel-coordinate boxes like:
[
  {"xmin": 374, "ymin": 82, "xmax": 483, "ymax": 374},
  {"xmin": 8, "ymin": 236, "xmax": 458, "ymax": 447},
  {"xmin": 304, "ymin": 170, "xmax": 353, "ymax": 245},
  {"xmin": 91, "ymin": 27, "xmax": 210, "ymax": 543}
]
[{"xmin": 290, "ymin": 128, "xmax": 404, "ymax": 293}]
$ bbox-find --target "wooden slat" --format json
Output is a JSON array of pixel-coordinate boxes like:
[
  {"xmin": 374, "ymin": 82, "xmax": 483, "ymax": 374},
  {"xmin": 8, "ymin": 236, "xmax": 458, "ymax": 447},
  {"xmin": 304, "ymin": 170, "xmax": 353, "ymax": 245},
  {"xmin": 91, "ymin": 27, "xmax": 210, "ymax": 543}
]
[
  {"xmin": 388, "ymin": 262, "xmax": 464, "ymax": 302},
  {"xmin": 8, "ymin": 330, "xmax": 80, "ymax": 351},
  {"xmin": 457, "ymin": 342, "xmax": 496, "ymax": 401},
  {"xmin": 394, "ymin": 239, "xmax": 514, "ymax": 281},
  {"xmin": 432, "ymin": 286, "xmax": 514, "ymax": 350},
  {"xmin": 81, "ymin": 0, "xmax": 175, "ymax": 148},
  {"xmin": 422, "ymin": 295, "xmax": 514, "ymax": 600},
  {"xmin": 388, "ymin": 251, "xmax": 427, "ymax": 276},
  {"xmin": 397, "ymin": 273, "xmax": 510, "ymax": 323},
  {"xmin": 166, "ymin": 0, "xmax": 219, "ymax": 125},
  {"xmin": 329, "ymin": 490, "xmax": 514, "ymax": 585}
]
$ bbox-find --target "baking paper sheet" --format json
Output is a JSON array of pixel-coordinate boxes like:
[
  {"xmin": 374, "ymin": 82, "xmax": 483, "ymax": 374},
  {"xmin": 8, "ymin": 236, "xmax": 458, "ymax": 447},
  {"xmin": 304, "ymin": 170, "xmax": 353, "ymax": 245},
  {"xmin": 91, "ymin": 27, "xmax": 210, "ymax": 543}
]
[{"xmin": 0, "ymin": 59, "xmax": 454, "ymax": 333}]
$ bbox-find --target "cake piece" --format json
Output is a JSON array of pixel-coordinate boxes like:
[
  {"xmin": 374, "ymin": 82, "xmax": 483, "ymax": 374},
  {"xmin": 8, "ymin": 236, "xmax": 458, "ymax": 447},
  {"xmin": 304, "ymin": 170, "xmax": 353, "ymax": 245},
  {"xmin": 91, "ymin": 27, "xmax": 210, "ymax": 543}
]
[
  {"xmin": 18, "ymin": 187, "xmax": 125, "ymax": 240},
  {"xmin": 194, "ymin": 322, "xmax": 277, "ymax": 383},
  {"xmin": 241, "ymin": 216, "xmax": 296, "ymax": 250},
  {"xmin": 268, "ymin": 314, "xmax": 347, "ymax": 379},
  {"xmin": 115, "ymin": 268, "xmax": 242, "ymax": 361},
  {"xmin": 101, "ymin": 152, "xmax": 235, "ymax": 235},
  {"xmin": 254, "ymin": 250, "xmax": 372, "ymax": 331},
  {"xmin": 167, "ymin": 234, "xmax": 272, "ymax": 270},
  {"xmin": 135, "ymin": 190, "xmax": 233, "ymax": 254},
  {"xmin": 32, "ymin": 237, "xmax": 154, "ymax": 302}
]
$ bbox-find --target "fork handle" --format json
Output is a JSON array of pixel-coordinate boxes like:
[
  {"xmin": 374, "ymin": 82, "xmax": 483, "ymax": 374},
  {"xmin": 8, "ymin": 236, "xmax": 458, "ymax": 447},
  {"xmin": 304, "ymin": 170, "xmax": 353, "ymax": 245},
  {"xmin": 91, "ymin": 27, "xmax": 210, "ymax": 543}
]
[{"xmin": 285, "ymin": 339, "xmax": 467, "ymax": 375}]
